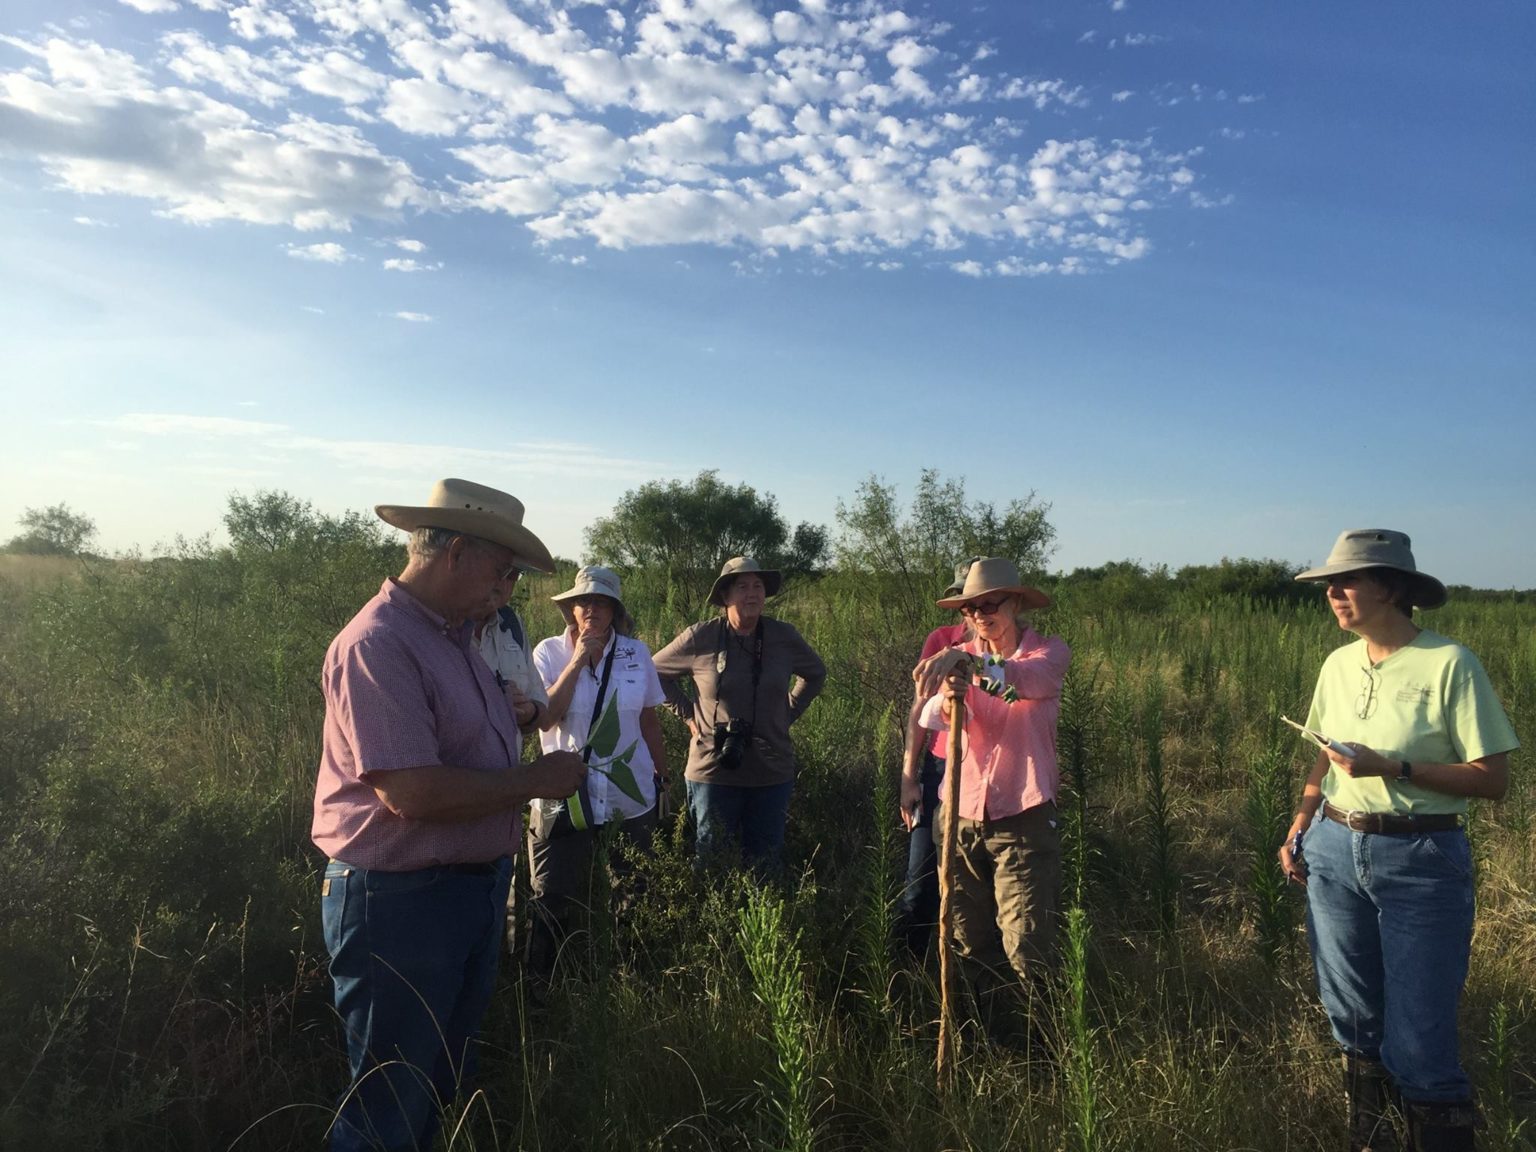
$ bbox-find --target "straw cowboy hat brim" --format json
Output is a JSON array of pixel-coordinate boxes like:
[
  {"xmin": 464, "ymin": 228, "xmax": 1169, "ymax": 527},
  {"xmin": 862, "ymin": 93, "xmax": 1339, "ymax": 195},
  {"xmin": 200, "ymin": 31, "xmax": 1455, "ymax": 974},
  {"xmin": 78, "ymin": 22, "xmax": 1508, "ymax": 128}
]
[
  {"xmin": 376, "ymin": 478, "xmax": 556, "ymax": 573},
  {"xmin": 709, "ymin": 557, "xmax": 782, "ymax": 607},
  {"xmin": 935, "ymin": 556, "xmax": 1051, "ymax": 611},
  {"xmin": 1295, "ymin": 528, "xmax": 1446, "ymax": 609}
]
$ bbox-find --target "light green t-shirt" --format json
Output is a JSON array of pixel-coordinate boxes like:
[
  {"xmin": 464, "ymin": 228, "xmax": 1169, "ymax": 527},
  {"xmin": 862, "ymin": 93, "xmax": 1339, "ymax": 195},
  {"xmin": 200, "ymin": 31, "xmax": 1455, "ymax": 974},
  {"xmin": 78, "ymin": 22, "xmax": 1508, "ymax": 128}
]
[{"xmin": 1306, "ymin": 629, "xmax": 1519, "ymax": 815}]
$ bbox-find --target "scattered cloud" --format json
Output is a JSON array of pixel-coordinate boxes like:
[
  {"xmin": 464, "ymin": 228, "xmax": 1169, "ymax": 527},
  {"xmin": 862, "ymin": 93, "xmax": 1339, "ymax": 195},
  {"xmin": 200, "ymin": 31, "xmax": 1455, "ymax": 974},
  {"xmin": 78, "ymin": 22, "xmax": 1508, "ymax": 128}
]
[
  {"xmin": 73, "ymin": 214, "xmax": 113, "ymax": 226},
  {"xmin": 391, "ymin": 310, "xmax": 433, "ymax": 322},
  {"xmin": 382, "ymin": 257, "xmax": 442, "ymax": 272},
  {"xmin": 92, "ymin": 410, "xmax": 675, "ymax": 482},
  {"xmin": 0, "ymin": 2, "xmax": 1222, "ymax": 273},
  {"xmin": 106, "ymin": 413, "xmax": 288, "ymax": 436},
  {"xmin": 285, "ymin": 241, "xmax": 352, "ymax": 262}
]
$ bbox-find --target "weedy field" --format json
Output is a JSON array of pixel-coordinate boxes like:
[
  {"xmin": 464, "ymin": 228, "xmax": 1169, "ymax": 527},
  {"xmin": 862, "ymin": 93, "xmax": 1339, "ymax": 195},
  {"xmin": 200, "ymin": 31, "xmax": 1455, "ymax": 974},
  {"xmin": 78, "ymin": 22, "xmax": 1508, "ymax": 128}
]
[{"xmin": 0, "ymin": 534, "xmax": 1530, "ymax": 1151}]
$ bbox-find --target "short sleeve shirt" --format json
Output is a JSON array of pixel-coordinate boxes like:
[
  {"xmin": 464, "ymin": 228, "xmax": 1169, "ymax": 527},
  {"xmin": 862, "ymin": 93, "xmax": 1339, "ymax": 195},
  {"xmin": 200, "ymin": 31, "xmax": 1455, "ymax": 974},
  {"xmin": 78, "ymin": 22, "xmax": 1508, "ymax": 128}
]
[
  {"xmin": 1306, "ymin": 629, "xmax": 1519, "ymax": 815},
  {"xmin": 532, "ymin": 631, "xmax": 666, "ymax": 824},
  {"xmin": 312, "ymin": 579, "xmax": 525, "ymax": 870}
]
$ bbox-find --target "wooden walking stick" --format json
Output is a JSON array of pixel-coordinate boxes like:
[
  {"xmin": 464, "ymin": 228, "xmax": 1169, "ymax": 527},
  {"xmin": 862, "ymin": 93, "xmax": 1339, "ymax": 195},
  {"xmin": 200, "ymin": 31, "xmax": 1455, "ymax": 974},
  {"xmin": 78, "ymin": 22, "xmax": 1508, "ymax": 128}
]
[{"xmin": 935, "ymin": 680, "xmax": 965, "ymax": 1090}]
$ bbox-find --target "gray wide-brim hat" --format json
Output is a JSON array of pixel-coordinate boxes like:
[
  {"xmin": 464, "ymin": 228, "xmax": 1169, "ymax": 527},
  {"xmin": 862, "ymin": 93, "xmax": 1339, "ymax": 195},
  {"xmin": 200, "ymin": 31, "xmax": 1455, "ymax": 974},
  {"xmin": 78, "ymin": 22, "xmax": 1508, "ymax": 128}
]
[
  {"xmin": 942, "ymin": 555, "xmax": 984, "ymax": 599},
  {"xmin": 1294, "ymin": 528, "xmax": 1447, "ymax": 609},
  {"xmin": 551, "ymin": 564, "xmax": 626, "ymax": 622},
  {"xmin": 376, "ymin": 477, "xmax": 556, "ymax": 573},
  {"xmin": 935, "ymin": 556, "xmax": 1050, "ymax": 611},
  {"xmin": 709, "ymin": 556, "xmax": 782, "ymax": 607}
]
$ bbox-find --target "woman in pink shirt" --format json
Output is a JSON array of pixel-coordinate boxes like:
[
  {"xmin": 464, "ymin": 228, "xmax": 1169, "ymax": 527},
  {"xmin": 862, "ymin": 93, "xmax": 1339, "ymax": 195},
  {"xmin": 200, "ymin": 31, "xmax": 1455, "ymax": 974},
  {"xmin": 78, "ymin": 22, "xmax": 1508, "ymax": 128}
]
[{"xmin": 913, "ymin": 557, "xmax": 1070, "ymax": 1048}]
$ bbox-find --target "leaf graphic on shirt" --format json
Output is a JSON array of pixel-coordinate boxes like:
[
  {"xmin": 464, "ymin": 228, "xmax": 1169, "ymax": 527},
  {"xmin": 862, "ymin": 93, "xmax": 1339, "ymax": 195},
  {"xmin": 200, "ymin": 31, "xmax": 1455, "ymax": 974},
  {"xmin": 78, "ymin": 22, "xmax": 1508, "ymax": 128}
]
[
  {"xmin": 582, "ymin": 693, "xmax": 647, "ymax": 805},
  {"xmin": 592, "ymin": 743, "xmax": 645, "ymax": 804},
  {"xmin": 587, "ymin": 691, "xmax": 622, "ymax": 759}
]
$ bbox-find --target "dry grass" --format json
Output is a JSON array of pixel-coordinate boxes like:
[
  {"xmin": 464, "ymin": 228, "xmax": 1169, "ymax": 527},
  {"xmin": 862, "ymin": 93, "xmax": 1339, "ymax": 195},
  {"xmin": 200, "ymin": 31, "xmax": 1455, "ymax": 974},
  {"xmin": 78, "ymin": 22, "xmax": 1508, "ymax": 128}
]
[{"xmin": 0, "ymin": 553, "xmax": 88, "ymax": 589}]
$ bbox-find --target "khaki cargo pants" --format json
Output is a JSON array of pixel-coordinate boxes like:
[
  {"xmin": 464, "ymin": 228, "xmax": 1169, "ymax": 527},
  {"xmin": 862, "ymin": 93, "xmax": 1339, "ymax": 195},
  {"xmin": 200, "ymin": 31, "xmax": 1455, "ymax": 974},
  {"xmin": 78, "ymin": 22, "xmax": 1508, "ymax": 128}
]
[{"xmin": 940, "ymin": 801, "xmax": 1062, "ymax": 1044}]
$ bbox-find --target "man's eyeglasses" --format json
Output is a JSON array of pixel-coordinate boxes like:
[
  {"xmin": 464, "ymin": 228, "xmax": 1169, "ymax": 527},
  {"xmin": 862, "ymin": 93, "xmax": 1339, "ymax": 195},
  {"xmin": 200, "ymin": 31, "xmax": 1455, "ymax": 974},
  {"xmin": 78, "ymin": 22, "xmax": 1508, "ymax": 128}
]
[
  {"xmin": 960, "ymin": 597, "xmax": 1010, "ymax": 618},
  {"xmin": 1356, "ymin": 666, "xmax": 1379, "ymax": 720},
  {"xmin": 471, "ymin": 540, "xmax": 521, "ymax": 583}
]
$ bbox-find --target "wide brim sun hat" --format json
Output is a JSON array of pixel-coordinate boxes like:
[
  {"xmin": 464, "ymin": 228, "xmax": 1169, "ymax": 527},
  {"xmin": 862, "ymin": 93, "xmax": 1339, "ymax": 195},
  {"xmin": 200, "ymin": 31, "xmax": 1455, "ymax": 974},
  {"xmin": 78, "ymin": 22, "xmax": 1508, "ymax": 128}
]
[
  {"xmin": 551, "ymin": 565, "xmax": 626, "ymax": 622},
  {"xmin": 935, "ymin": 556, "xmax": 1050, "ymax": 612},
  {"xmin": 1294, "ymin": 528, "xmax": 1447, "ymax": 610},
  {"xmin": 709, "ymin": 556, "xmax": 783, "ymax": 607},
  {"xmin": 376, "ymin": 477, "xmax": 556, "ymax": 573}
]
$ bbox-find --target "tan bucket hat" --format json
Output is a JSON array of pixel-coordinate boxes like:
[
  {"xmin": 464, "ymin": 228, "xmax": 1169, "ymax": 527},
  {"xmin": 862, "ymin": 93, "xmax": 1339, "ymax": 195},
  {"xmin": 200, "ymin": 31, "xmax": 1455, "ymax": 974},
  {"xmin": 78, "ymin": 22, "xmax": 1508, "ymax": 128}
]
[
  {"xmin": 935, "ymin": 556, "xmax": 1050, "ymax": 611},
  {"xmin": 1295, "ymin": 528, "xmax": 1446, "ymax": 609},
  {"xmin": 551, "ymin": 565, "xmax": 626, "ymax": 621},
  {"xmin": 375, "ymin": 478, "xmax": 556, "ymax": 573},
  {"xmin": 709, "ymin": 556, "xmax": 782, "ymax": 607}
]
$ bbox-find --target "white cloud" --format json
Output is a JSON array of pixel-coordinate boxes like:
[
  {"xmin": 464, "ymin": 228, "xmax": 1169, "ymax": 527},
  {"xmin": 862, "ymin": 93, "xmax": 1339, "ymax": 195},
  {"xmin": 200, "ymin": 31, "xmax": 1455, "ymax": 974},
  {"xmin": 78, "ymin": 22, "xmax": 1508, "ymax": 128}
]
[
  {"xmin": 382, "ymin": 257, "xmax": 441, "ymax": 271},
  {"xmin": 286, "ymin": 241, "xmax": 352, "ymax": 262},
  {"xmin": 119, "ymin": 0, "xmax": 181, "ymax": 12},
  {"xmin": 161, "ymin": 30, "xmax": 287, "ymax": 104},
  {"xmin": 228, "ymin": 0, "xmax": 295, "ymax": 42},
  {"xmin": 392, "ymin": 310, "xmax": 433, "ymax": 322},
  {"xmin": 73, "ymin": 214, "xmax": 113, "ymax": 226},
  {"xmin": 0, "ymin": 38, "xmax": 431, "ymax": 229},
  {"xmin": 393, "ymin": 237, "xmax": 425, "ymax": 251},
  {"xmin": 0, "ymin": 3, "xmax": 1212, "ymax": 274},
  {"xmin": 107, "ymin": 413, "xmax": 289, "ymax": 436},
  {"xmin": 290, "ymin": 49, "xmax": 387, "ymax": 105}
]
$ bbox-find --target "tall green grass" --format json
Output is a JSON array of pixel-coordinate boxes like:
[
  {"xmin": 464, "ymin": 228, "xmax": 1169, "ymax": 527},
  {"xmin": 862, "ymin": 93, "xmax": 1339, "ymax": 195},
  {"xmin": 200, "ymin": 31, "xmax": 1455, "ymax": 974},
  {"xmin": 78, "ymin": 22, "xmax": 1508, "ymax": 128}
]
[{"xmin": 0, "ymin": 548, "xmax": 1530, "ymax": 1148}]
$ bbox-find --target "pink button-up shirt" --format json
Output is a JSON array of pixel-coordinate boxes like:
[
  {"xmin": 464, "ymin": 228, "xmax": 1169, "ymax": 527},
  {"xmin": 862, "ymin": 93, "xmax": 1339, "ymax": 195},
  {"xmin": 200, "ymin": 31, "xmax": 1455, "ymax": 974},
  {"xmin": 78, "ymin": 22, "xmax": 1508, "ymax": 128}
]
[
  {"xmin": 311, "ymin": 578, "xmax": 524, "ymax": 870},
  {"xmin": 919, "ymin": 623, "xmax": 968, "ymax": 757},
  {"xmin": 919, "ymin": 627, "xmax": 1070, "ymax": 821}
]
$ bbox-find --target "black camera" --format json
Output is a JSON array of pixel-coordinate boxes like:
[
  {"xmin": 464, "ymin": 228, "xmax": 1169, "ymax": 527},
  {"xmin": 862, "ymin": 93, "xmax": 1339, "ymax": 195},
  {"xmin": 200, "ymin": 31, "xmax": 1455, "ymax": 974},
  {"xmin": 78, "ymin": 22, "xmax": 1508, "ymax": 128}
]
[{"xmin": 712, "ymin": 718, "xmax": 754, "ymax": 770}]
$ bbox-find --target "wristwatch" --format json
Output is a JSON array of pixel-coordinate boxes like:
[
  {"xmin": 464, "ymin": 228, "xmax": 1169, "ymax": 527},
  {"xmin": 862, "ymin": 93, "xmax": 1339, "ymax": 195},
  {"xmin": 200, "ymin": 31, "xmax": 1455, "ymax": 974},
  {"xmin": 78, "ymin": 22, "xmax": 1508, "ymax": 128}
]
[{"xmin": 1397, "ymin": 760, "xmax": 1412, "ymax": 781}]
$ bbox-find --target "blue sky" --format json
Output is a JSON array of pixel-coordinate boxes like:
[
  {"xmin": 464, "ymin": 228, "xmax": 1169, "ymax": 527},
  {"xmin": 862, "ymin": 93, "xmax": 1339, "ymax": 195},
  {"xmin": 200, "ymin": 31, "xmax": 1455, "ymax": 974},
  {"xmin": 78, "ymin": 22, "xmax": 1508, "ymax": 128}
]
[{"xmin": 2, "ymin": 0, "xmax": 1532, "ymax": 587}]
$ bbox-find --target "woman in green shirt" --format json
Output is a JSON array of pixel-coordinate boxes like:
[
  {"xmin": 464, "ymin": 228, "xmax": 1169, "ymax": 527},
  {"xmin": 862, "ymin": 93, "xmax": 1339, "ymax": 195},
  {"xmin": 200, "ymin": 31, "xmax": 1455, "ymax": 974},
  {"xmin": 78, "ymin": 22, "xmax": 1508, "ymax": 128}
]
[{"xmin": 1278, "ymin": 529, "xmax": 1518, "ymax": 1152}]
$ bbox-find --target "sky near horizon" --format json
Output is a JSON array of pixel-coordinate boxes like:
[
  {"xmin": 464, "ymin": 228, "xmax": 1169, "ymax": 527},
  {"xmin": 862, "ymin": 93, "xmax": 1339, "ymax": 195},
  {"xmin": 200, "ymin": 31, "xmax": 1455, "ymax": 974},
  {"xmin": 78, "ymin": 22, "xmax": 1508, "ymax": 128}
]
[{"xmin": 1, "ymin": 0, "xmax": 1532, "ymax": 588}]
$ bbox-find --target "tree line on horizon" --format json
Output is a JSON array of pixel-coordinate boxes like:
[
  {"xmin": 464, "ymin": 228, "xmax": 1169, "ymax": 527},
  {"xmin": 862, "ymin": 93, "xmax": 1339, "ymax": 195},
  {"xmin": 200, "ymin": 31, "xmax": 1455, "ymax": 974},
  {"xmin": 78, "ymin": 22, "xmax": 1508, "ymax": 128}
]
[{"xmin": 6, "ymin": 473, "xmax": 1530, "ymax": 606}]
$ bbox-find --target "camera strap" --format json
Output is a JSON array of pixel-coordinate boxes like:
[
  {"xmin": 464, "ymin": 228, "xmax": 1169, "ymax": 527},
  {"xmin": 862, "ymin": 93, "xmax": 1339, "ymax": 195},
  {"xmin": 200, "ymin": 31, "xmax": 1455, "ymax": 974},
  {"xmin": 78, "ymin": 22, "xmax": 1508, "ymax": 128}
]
[{"xmin": 711, "ymin": 617, "xmax": 764, "ymax": 731}]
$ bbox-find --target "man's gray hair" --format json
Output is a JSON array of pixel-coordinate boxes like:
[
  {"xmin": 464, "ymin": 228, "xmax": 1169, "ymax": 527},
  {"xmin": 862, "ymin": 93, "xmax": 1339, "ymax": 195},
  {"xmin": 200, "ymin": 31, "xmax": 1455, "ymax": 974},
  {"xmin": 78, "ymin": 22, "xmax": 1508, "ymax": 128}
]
[{"xmin": 407, "ymin": 525, "xmax": 463, "ymax": 560}]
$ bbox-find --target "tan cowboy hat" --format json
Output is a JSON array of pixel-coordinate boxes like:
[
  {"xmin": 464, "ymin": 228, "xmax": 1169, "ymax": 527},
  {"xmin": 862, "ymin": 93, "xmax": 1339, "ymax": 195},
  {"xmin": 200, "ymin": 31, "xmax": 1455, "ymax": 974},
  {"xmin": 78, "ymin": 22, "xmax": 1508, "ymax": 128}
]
[
  {"xmin": 1295, "ymin": 528, "xmax": 1446, "ymax": 609},
  {"xmin": 935, "ymin": 556, "xmax": 1050, "ymax": 611},
  {"xmin": 709, "ymin": 556, "xmax": 782, "ymax": 607},
  {"xmin": 551, "ymin": 565, "xmax": 626, "ymax": 622},
  {"xmin": 375, "ymin": 478, "xmax": 556, "ymax": 573}
]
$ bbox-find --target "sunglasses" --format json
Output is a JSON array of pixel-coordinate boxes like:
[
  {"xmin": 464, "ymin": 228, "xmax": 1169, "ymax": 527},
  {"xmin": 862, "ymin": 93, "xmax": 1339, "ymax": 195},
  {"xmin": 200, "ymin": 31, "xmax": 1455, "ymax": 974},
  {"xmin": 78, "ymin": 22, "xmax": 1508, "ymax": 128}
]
[
  {"xmin": 960, "ymin": 597, "xmax": 1011, "ymax": 618},
  {"xmin": 1356, "ymin": 666, "xmax": 1379, "ymax": 720}
]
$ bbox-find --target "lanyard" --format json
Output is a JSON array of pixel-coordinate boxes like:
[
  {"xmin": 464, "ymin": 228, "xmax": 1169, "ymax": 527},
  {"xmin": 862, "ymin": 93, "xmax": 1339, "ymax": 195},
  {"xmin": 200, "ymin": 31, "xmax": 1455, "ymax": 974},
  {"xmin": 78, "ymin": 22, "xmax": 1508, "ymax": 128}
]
[{"xmin": 581, "ymin": 636, "xmax": 619, "ymax": 765}]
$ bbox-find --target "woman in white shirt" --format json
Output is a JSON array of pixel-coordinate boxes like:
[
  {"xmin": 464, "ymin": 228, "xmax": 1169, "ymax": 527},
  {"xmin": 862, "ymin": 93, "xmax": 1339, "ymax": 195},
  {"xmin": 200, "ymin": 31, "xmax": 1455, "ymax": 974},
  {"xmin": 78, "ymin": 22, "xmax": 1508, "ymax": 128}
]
[{"xmin": 527, "ymin": 565, "xmax": 669, "ymax": 978}]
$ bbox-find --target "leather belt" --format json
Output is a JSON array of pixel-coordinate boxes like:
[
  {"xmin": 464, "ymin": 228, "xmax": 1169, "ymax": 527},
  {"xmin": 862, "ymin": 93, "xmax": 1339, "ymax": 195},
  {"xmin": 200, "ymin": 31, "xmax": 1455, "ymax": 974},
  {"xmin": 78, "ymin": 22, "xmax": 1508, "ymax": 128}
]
[{"xmin": 1323, "ymin": 802, "xmax": 1460, "ymax": 835}]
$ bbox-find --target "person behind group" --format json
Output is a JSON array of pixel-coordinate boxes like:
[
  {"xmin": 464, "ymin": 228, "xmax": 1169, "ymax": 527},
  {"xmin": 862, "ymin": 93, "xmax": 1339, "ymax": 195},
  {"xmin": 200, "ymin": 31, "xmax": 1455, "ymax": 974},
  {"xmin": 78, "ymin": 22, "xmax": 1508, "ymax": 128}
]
[
  {"xmin": 526, "ymin": 565, "xmax": 670, "ymax": 977},
  {"xmin": 1278, "ymin": 530, "xmax": 1518, "ymax": 1152},
  {"xmin": 471, "ymin": 565, "xmax": 548, "ymax": 736},
  {"xmin": 897, "ymin": 556, "xmax": 981, "ymax": 959},
  {"xmin": 653, "ymin": 557, "xmax": 826, "ymax": 878},
  {"xmin": 912, "ymin": 557, "xmax": 1070, "ymax": 1047},
  {"xmin": 312, "ymin": 478, "xmax": 586, "ymax": 1152}
]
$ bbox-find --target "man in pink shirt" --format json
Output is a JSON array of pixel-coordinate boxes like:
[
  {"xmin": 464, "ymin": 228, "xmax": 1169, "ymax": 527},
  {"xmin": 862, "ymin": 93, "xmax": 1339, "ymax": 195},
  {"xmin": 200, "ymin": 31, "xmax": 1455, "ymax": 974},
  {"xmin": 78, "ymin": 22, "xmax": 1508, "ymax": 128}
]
[
  {"xmin": 913, "ymin": 557, "xmax": 1070, "ymax": 1049},
  {"xmin": 314, "ymin": 478, "xmax": 585, "ymax": 1152}
]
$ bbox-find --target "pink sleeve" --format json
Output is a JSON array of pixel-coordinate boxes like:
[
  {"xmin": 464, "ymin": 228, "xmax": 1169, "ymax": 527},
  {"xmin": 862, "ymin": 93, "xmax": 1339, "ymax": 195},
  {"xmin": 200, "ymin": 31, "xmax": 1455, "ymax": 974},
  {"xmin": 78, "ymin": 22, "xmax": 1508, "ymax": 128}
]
[
  {"xmin": 1000, "ymin": 636, "xmax": 1070, "ymax": 700},
  {"xmin": 329, "ymin": 636, "xmax": 443, "ymax": 777}
]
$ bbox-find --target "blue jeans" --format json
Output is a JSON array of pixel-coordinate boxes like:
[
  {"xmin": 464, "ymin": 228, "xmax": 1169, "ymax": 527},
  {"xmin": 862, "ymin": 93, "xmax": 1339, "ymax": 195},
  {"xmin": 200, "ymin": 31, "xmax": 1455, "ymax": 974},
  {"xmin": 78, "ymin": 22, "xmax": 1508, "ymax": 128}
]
[
  {"xmin": 897, "ymin": 751, "xmax": 944, "ymax": 957},
  {"xmin": 687, "ymin": 779, "xmax": 795, "ymax": 878},
  {"xmin": 1302, "ymin": 813, "xmax": 1475, "ymax": 1102},
  {"xmin": 321, "ymin": 857, "xmax": 512, "ymax": 1151}
]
